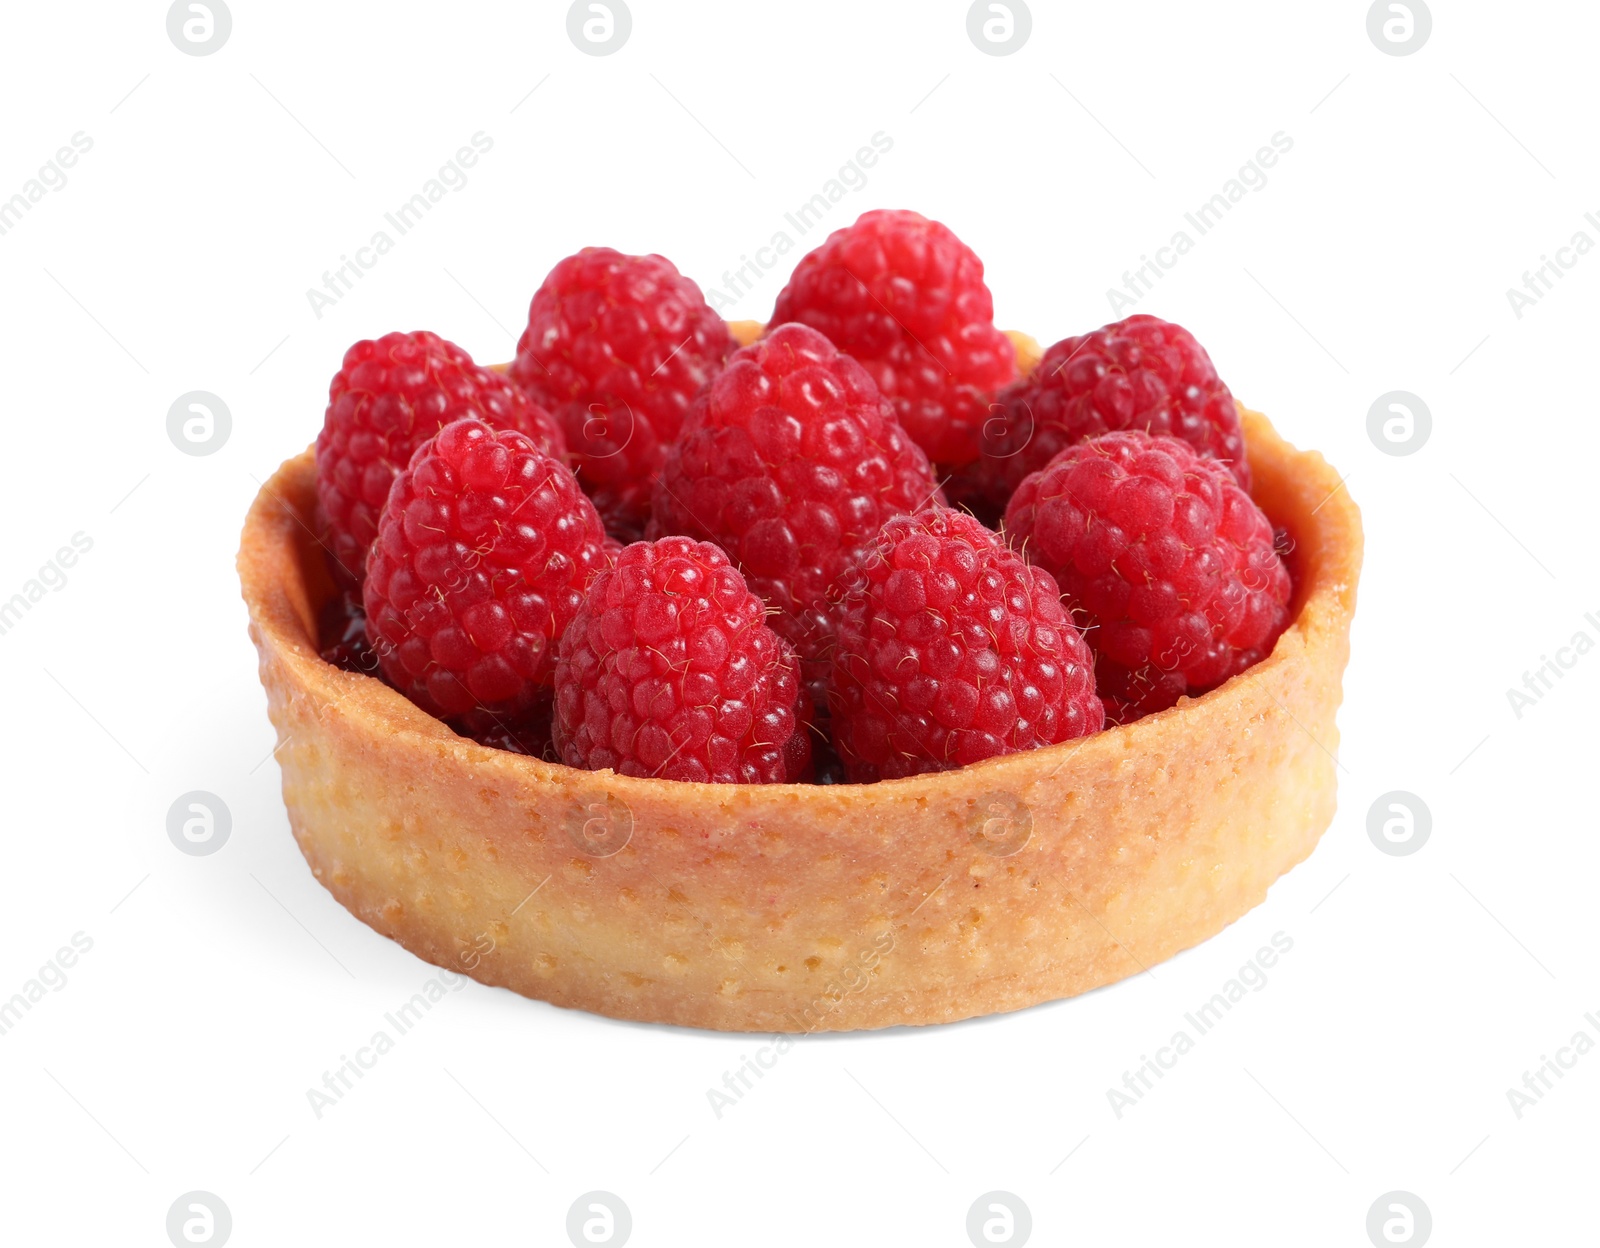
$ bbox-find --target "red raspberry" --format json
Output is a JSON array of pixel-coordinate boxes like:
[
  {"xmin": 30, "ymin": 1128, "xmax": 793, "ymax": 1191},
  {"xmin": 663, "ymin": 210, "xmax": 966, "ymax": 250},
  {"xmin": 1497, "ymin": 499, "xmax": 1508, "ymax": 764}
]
[
  {"xmin": 826, "ymin": 508, "xmax": 1103, "ymax": 781},
  {"xmin": 509, "ymin": 248, "xmax": 735, "ymax": 538},
  {"xmin": 363, "ymin": 418, "xmax": 610, "ymax": 720},
  {"xmin": 1004, "ymin": 431, "xmax": 1291, "ymax": 724},
  {"xmin": 978, "ymin": 314, "xmax": 1248, "ymax": 510},
  {"xmin": 649, "ymin": 322, "xmax": 943, "ymax": 685},
  {"xmin": 553, "ymin": 537, "xmax": 811, "ymax": 784},
  {"xmin": 316, "ymin": 330, "xmax": 565, "ymax": 583},
  {"xmin": 770, "ymin": 209, "xmax": 1016, "ymax": 468}
]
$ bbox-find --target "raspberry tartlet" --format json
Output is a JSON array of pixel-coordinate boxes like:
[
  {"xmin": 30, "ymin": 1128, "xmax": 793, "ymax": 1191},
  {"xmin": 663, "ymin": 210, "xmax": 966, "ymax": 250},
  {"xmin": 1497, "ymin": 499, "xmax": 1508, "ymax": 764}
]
[{"xmin": 241, "ymin": 238, "xmax": 1360, "ymax": 1032}]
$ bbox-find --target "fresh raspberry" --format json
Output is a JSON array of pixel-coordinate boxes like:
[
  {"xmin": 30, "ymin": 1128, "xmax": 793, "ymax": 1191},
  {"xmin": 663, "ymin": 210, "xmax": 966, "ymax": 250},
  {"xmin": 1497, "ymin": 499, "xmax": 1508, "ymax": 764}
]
[
  {"xmin": 553, "ymin": 537, "xmax": 811, "ymax": 784},
  {"xmin": 316, "ymin": 330, "xmax": 565, "ymax": 583},
  {"xmin": 509, "ymin": 248, "xmax": 735, "ymax": 538},
  {"xmin": 826, "ymin": 508, "xmax": 1103, "ymax": 781},
  {"xmin": 770, "ymin": 209, "xmax": 1016, "ymax": 467},
  {"xmin": 1004, "ymin": 431, "xmax": 1290, "ymax": 724},
  {"xmin": 649, "ymin": 322, "xmax": 943, "ymax": 688},
  {"xmin": 363, "ymin": 418, "xmax": 610, "ymax": 720},
  {"xmin": 978, "ymin": 314, "xmax": 1248, "ymax": 510}
]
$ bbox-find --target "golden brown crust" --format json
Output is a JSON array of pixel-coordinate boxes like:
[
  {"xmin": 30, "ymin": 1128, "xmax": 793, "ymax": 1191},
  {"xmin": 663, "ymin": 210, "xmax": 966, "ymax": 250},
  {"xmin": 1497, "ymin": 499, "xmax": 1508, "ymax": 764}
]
[{"xmin": 239, "ymin": 404, "xmax": 1360, "ymax": 1031}]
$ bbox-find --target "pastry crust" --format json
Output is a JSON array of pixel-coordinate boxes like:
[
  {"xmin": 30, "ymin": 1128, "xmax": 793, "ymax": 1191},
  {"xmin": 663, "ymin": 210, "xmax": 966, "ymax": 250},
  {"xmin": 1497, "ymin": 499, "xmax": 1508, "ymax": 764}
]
[{"xmin": 239, "ymin": 405, "xmax": 1360, "ymax": 1032}]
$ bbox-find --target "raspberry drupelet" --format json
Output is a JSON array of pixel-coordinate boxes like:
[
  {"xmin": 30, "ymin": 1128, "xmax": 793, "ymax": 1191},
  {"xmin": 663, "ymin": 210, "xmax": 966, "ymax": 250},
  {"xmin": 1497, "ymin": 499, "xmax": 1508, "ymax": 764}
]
[
  {"xmin": 553, "ymin": 537, "xmax": 811, "ymax": 784},
  {"xmin": 826, "ymin": 507, "xmax": 1104, "ymax": 781},
  {"xmin": 978, "ymin": 314, "xmax": 1247, "ymax": 511},
  {"xmin": 509, "ymin": 247, "xmax": 735, "ymax": 539},
  {"xmin": 770, "ymin": 209, "xmax": 1017, "ymax": 468},
  {"xmin": 649, "ymin": 322, "xmax": 944, "ymax": 690},
  {"xmin": 1004, "ymin": 430, "xmax": 1291, "ymax": 724},
  {"xmin": 362, "ymin": 417, "xmax": 611, "ymax": 721}
]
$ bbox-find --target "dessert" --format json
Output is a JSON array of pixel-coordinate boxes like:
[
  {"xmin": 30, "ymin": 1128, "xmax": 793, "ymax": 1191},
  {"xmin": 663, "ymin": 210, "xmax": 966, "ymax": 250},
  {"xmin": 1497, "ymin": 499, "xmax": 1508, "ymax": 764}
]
[{"xmin": 239, "ymin": 211, "xmax": 1361, "ymax": 1032}]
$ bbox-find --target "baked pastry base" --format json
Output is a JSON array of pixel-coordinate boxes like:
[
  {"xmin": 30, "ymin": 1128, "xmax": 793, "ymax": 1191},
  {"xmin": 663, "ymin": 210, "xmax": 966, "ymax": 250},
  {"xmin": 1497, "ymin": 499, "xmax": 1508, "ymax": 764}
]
[{"xmin": 239, "ymin": 406, "xmax": 1360, "ymax": 1032}]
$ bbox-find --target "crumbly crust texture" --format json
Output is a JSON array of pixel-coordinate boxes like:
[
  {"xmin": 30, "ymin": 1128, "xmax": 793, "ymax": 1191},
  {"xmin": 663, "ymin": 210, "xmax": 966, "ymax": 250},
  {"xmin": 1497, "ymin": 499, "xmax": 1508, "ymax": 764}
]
[{"xmin": 239, "ymin": 398, "xmax": 1360, "ymax": 1032}]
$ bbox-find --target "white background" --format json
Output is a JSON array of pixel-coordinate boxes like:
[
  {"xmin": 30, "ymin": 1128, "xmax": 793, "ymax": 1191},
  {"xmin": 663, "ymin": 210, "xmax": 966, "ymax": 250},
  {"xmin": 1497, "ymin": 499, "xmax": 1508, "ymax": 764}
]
[{"xmin": 1, "ymin": 1, "xmax": 1595, "ymax": 1244}]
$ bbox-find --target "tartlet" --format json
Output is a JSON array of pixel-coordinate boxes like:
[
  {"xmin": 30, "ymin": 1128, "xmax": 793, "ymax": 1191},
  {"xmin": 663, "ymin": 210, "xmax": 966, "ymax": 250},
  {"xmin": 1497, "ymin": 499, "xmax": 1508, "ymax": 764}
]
[{"xmin": 238, "ymin": 335, "xmax": 1360, "ymax": 1032}]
